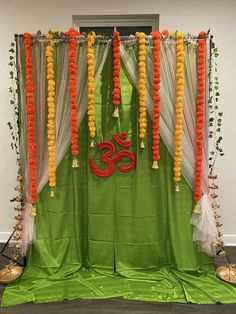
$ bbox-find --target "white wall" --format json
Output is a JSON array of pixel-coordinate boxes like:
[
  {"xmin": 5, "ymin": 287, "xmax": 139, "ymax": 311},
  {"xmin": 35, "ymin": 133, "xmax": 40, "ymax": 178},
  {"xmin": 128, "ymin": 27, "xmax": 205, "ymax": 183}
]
[{"xmin": 0, "ymin": 0, "xmax": 235, "ymax": 244}]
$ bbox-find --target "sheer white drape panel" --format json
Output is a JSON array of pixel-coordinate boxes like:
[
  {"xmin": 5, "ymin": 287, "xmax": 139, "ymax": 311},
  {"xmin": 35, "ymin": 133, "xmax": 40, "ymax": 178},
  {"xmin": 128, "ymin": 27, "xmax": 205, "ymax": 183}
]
[
  {"xmin": 120, "ymin": 40, "xmax": 217, "ymax": 255},
  {"xmin": 18, "ymin": 38, "xmax": 111, "ymax": 254}
]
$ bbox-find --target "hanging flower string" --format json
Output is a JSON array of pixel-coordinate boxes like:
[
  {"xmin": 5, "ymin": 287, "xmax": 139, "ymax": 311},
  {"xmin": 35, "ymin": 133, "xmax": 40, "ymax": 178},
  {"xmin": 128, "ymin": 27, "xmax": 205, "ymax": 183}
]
[
  {"xmin": 112, "ymin": 31, "xmax": 121, "ymax": 118},
  {"xmin": 136, "ymin": 32, "xmax": 147, "ymax": 148},
  {"xmin": 24, "ymin": 33, "xmax": 37, "ymax": 208},
  {"xmin": 65, "ymin": 28, "xmax": 80, "ymax": 167},
  {"xmin": 193, "ymin": 31, "xmax": 206, "ymax": 213},
  {"xmin": 46, "ymin": 31, "xmax": 57, "ymax": 197},
  {"xmin": 173, "ymin": 32, "xmax": 185, "ymax": 192},
  {"xmin": 151, "ymin": 31, "xmax": 161, "ymax": 169},
  {"xmin": 87, "ymin": 31, "xmax": 96, "ymax": 147}
]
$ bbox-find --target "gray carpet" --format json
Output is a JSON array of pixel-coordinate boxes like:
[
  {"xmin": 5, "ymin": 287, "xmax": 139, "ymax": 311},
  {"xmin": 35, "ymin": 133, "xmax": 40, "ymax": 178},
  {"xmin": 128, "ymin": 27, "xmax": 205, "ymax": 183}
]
[{"xmin": 0, "ymin": 244, "xmax": 235, "ymax": 314}]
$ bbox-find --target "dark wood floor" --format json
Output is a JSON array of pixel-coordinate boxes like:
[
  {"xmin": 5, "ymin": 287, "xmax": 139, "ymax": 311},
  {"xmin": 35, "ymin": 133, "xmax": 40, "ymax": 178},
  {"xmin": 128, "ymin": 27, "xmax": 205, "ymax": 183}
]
[{"xmin": 0, "ymin": 244, "xmax": 235, "ymax": 314}]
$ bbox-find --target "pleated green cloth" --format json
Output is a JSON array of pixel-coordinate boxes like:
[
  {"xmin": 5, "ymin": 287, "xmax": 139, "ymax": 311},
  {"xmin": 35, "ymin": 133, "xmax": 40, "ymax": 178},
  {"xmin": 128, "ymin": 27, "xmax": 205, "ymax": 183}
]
[{"xmin": 2, "ymin": 55, "xmax": 236, "ymax": 307}]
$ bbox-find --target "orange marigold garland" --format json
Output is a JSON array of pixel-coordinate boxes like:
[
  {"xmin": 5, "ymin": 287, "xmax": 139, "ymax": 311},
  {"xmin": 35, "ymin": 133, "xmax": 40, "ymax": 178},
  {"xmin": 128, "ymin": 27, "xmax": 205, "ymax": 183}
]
[
  {"xmin": 151, "ymin": 31, "xmax": 161, "ymax": 169},
  {"xmin": 112, "ymin": 31, "xmax": 121, "ymax": 118},
  {"xmin": 193, "ymin": 31, "xmax": 206, "ymax": 213},
  {"xmin": 66, "ymin": 28, "xmax": 80, "ymax": 167},
  {"xmin": 46, "ymin": 31, "xmax": 57, "ymax": 196},
  {"xmin": 24, "ymin": 33, "xmax": 37, "ymax": 207},
  {"xmin": 87, "ymin": 31, "xmax": 96, "ymax": 147},
  {"xmin": 136, "ymin": 32, "xmax": 147, "ymax": 148},
  {"xmin": 173, "ymin": 32, "xmax": 185, "ymax": 192}
]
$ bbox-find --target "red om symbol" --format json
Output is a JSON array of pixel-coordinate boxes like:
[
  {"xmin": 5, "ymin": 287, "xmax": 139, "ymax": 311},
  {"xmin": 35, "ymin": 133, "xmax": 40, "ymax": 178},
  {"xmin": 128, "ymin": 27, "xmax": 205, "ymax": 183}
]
[{"xmin": 89, "ymin": 132, "xmax": 136, "ymax": 177}]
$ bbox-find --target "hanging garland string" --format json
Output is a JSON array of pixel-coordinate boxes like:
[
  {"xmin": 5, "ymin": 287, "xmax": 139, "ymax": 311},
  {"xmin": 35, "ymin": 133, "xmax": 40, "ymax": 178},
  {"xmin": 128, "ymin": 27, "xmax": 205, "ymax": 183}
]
[
  {"xmin": 112, "ymin": 31, "xmax": 121, "ymax": 118},
  {"xmin": 193, "ymin": 31, "xmax": 206, "ymax": 213},
  {"xmin": 136, "ymin": 32, "xmax": 147, "ymax": 148},
  {"xmin": 87, "ymin": 31, "xmax": 96, "ymax": 147},
  {"xmin": 173, "ymin": 32, "xmax": 185, "ymax": 192},
  {"xmin": 46, "ymin": 31, "xmax": 57, "ymax": 197},
  {"xmin": 151, "ymin": 31, "xmax": 161, "ymax": 169},
  {"xmin": 23, "ymin": 33, "xmax": 37, "ymax": 207},
  {"xmin": 66, "ymin": 28, "xmax": 80, "ymax": 167}
]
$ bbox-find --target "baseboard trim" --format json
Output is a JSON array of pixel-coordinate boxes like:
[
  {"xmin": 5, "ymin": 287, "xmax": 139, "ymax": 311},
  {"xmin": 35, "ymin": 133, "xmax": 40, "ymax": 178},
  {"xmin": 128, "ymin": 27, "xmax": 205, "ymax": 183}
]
[
  {"xmin": 0, "ymin": 232, "xmax": 236, "ymax": 245},
  {"xmin": 222, "ymin": 235, "xmax": 236, "ymax": 246},
  {"xmin": 0, "ymin": 232, "xmax": 12, "ymax": 243}
]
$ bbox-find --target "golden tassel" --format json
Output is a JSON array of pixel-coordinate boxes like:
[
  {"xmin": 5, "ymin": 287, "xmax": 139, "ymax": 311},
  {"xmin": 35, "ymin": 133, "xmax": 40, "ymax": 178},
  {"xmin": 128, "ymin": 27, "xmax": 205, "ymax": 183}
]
[
  {"xmin": 175, "ymin": 183, "xmax": 180, "ymax": 192},
  {"xmin": 30, "ymin": 206, "xmax": 37, "ymax": 217},
  {"xmin": 72, "ymin": 156, "xmax": 80, "ymax": 168},
  {"xmin": 112, "ymin": 107, "xmax": 119, "ymax": 118},
  {"xmin": 140, "ymin": 140, "xmax": 145, "ymax": 149},
  {"xmin": 152, "ymin": 160, "xmax": 159, "ymax": 169},
  {"xmin": 193, "ymin": 203, "xmax": 201, "ymax": 214},
  {"xmin": 90, "ymin": 140, "xmax": 95, "ymax": 148},
  {"xmin": 50, "ymin": 189, "xmax": 55, "ymax": 198}
]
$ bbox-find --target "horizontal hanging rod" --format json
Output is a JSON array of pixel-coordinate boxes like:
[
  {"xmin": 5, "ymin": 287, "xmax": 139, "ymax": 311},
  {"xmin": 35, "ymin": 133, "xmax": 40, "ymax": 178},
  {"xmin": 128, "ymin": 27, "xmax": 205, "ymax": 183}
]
[{"xmin": 14, "ymin": 33, "xmax": 212, "ymax": 41}]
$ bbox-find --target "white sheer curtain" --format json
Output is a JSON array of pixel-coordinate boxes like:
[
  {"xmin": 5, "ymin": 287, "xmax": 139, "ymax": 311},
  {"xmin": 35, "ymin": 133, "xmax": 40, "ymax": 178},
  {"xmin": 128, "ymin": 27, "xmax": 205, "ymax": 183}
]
[
  {"xmin": 17, "ymin": 37, "xmax": 111, "ymax": 254},
  {"xmin": 120, "ymin": 38, "xmax": 217, "ymax": 255}
]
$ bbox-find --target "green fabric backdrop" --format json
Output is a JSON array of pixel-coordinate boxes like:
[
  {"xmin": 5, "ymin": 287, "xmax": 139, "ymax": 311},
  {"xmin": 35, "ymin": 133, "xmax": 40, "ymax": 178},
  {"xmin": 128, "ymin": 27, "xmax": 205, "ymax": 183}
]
[{"xmin": 2, "ymin": 51, "xmax": 236, "ymax": 307}]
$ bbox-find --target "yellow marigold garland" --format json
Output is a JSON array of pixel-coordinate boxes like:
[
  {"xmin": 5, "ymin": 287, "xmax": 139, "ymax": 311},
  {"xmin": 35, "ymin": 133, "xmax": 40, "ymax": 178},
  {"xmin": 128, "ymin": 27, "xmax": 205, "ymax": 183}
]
[
  {"xmin": 87, "ymin": 32, "xmax": 96, "ymax": 147},
  {"xmin": 46, "ymin": 31, "xmax": 56, "ymax": 197},
  {"xmin": 136, "ymin": 32, "xmax": 147, "ymax": 148},
  {"xmin": 173, "ymin": 32, "xmax": 185, "ymax": 192}
]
